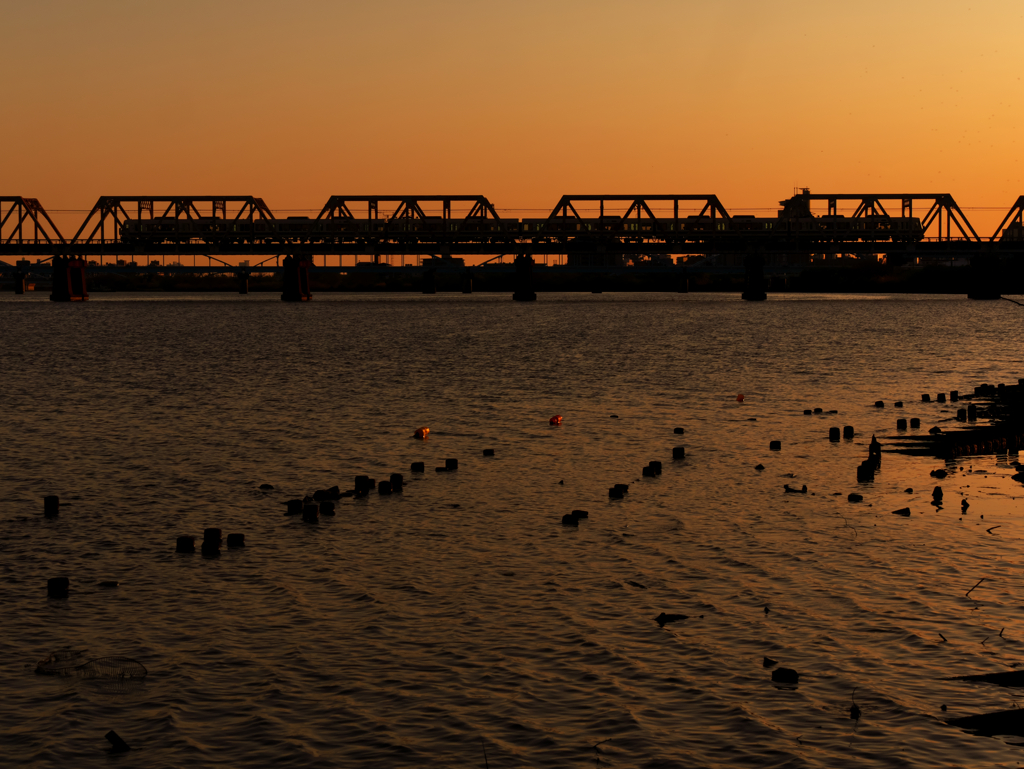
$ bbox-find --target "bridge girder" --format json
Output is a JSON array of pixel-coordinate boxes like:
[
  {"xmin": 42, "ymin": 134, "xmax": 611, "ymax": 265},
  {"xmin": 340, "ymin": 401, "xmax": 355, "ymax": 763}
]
[
  {"xmin": 71, "ymin": 196, "xmax": 275, "ymax": 244},
  {"xmin": 0, "ymin": 197, "xmax": 64, "ymax": 244}
]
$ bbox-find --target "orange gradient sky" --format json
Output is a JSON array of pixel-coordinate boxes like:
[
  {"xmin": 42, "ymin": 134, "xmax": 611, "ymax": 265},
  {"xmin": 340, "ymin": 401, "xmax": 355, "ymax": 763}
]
[{"xmin": 3, "ymin": 0, "xmax": 1023, "ymax": 235}]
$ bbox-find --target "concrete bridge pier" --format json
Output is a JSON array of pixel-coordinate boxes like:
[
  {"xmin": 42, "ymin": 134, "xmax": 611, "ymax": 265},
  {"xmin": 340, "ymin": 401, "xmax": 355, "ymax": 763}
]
[
  {"xmin": 741, "ymin": 253, "xmax": 767, "ymax": 301},
  {"xmin": 461, "ymin": 269, "xmax": 473, "ymax": 294},
  {"xmin": 237, "ymin": 269, "xmax": 250, "ymax": 295},
  {"xmin": 49, "ymin": 256, "xmax": 89, "ymax": 302},
  {"xmin": 422, "ymin": 267, "xmax": 437, "ymax": 294},
  {"xmin": 967, "ymin": 255, "xmax": 1002, "ymax": 300},
  {"xmin": 13, "ymin": 259, "xmax": 29, "ymax": 294},
  {"xmin": 513, "ymin": 255, "xmax": 537, "ymax": 301},
  {"xmin": 677, "ymin": 266, "xmax": 689, "ymax": 294},
  {"xmin": 281, "ymin": 255, "xmax": 312, "ymax": 301}
]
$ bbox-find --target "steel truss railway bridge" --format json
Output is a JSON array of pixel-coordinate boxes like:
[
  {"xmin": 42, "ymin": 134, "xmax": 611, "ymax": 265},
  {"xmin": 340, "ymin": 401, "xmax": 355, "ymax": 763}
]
[{"xmin": 2, "ymin": 191, "xmax": 1023, "ymax": 301}]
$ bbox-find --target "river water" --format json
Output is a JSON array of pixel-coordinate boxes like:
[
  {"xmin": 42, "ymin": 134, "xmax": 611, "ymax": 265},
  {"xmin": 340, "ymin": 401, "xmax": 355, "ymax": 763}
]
[{"xmin": 2, "ymin": 292, "xmax": 1024, "ymax": 768}]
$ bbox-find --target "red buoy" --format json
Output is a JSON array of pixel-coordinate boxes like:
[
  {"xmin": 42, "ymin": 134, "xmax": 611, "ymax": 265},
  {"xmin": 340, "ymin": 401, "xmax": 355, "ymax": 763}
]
[
  {"xmin": 413, "ymin": 427, "xmax": 430, "ymax": 440},
  {"xmin": 549, "ymin": 415, "xmax": 562, "ymax": 425},
  {"xmin": 737, "ymin": 394, "xmax": 745, "ymax": 402}
]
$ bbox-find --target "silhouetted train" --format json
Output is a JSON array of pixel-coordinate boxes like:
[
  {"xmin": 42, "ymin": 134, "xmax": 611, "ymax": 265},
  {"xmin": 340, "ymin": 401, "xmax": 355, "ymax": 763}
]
[{"xmin": 119, "ymin": 213, "xmax": 925, "ymax": 244}]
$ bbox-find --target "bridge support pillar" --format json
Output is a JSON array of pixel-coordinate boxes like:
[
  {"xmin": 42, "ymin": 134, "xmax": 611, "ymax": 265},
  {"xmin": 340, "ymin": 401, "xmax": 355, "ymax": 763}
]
[
  {"xmin": 967, "ymin": 255, "xmax": 1001, "ymax": 300},
  {"xmin": 422, "ymin": 268, "xmax": 437, "ymax": 294},
  {"xmin": 513, "ymin": 255, "xmax": 537, "ymax": 301},
  {"xmin": 677, "ymin": 266, "xmax": 688, "ymax": 294},
  {"xmin": 741, "ymin": 254, "xmax": 767, "ymax": 302},
  {"xmin": 237, "ymin": 270, "xmax": 250, "ymax": 295},
  {"xmin": 49, "ymin": 256, "xmax": 89, "ymax": 302},
  {"xmin": 281, "ymin": 256, "xmax": 312, "ymax": 301},
  {"xmin": 461, "ymin": 269, "xmax": 473, "ymax": 294},
  {"xmin": 13, "ymin": 260, "xmax": 29, "ymax": 294}
]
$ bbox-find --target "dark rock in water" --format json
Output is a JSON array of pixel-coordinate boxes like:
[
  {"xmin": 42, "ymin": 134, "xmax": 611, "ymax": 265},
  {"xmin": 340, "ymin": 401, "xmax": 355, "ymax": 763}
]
[
  {"xmin": 755, "ymin": 464, "xmax": 765, "ymax": 471},
  {"xmin": 614, "ymin": 483, "xmax": 629, "ymax": 495},
  {"xmin": 642, "ymin": 466, "xmax": 656, "ymax": 478},
  {"xmin": 930, "ymin": 469, "xmax": 948, "ymax": 478},
  {"xmin": 47, "ymin": 577, "xmax": 69, "ymax": 598},
  {"xmin": 929, "ymin": 426, "xmax": 942, "ymax": 435},
  {"xmin": 44, "ymin": 495, "xmax": 60, "ymax": 517},
  {"xmin": 763, "ymin": 656, "xmax": 778, "ymax": 668},
  {"xmin": 483, "ymin": 448, "xmax": 495, "ymax": 456},
  {"xmin": 105, "ymin": 730, "xmax": 131, "ymax": 753},
  {"xmin": 226, "ymin": 533, "xmax": 245, "ymax": 548},
  {"xmin": 953, "ymin": 670, "xmax": 1024, "ymax": 687},
  {"xmin": 313, "ymin": 489, "xmax": 330, "ymax": 502},
  {"xmin": 875, "ymin": 401, "xmax": 884, "ymax": 408},
  {"xmin": 922, "ymin": 394, "xmax": 931, "ymax": 403},
  {"xmin": 99, "ymin": 580, "xmax": 119, "ymax": 588},
  {"xmin": 390, "ymin": 473, "xmax": 404, "ymax": 491},
  {"xmin": 435, "ymin": 466, "xmax": 447, "ymax": 473},
  {"xmin": 302, "ymin": 504, "xmax": 319, "ymax": 523},
  {"xmin": 609, "ymin": 487, "xmax": 624, "ymax": 499},
  {"xmin": 829, "ymin": 426, "xmax": 841, "ymax": 441},
  {"xmin": 339, "ymin": 490, "xmax": 355, "ymax": 498},
  {"xmin": 446, "ymin": 458, "xmax": 459, "ymax": 471},
  {"xmin": 905, "ymin": 488, "xmax": 913, "ymax": 493},
  {"xmin": 561, "ymin": 513, "xmax": 578, "ymax": 527},
  {"xmin": 896, "ymin": 418, "xmax": 907, "ymax": 430},
  {"xmin": 892, "ymin": 507, "xmax": 911, "ymax": 517},
  {"xmin": 610, "ymin": 414, "xmax": 619, "ymax": 419},
  {"xmin": 176, "ymin": 535, "xmax": 195, "ymax": 553},
  {"xmin": 961, "ymin": 499, "xmax": 970, "ymax": 511},
  {"xmin": 302, "ymin": 495, "xmax": 314, "ymax": 505},
  {"xmin": 285, "ymin": 499, "xmax": 303, "ymax": 515},
  {"xmin": 769, "ymin": 440, "xmax": 781, "ymax": 451},
  {"xmin": 894, "ymin": 401, "xmax": 904, "ymax": 408},
  {"xmin": 948, "ymin": 707, "xmax": 1024, "ymax": 738},
  {"xmin": 828, "ymin": 409, "xmax": 838, "ymax": 414},
  {"xmin": 850, "ymin": 703, "xmax": 861, "ymax": 721},
  {"xmin": 784, "ymin": 484, "xmax": 807, "ymax": 494},
  {"xmin": 674, "ymin": 427, "xmax": 685, "ymax": 434},
  {"xmin": 259, "ymin": 483, "xmax": 274, "ymax": 491},
  {"xmin": 649, "ymin": 461, "xmax": 662, "ymax": 474},
  {"xmin": 571, "ymin": 509, "xmax": 589, "ymax": 520},
  {"xmin": 378, "ymin": 481, "xmax": 393, "ymax": 495},
  {"xmin": 203, "ymin": 528, "xmax": 222, "ymax": 546},
  {"xmin": 933, "ymin": 486, "xmax": 943, "ymax": 500},
  {"xmin": 626, "ymin": 580, "xmax": 646, "ymax": 589},
  {"xmin": 848, "ymin": 493, "xmax": 863, "ymax": 503},
  {"xmin": 813, "ymin": 408, "xmax": 823, "ymax": 414},
  {"xmin": 672, "ymin": 446, "xmax": 686, "ymax": 459},
  {"xmin": 319, "ymin": 500, "xmax": 336, "ymax": 514},
  {"xmin": 654, "ymin": 612, "xmax": 688, "ymax": 627},
  {"xmin": 772, "ymin": 667, "xmax": 799, "ymax": 684},
  {"xmin": 910, "ymin": 417, "xmax": 921, "ymax": 428},
  {"xmin": 411, "ymin": 462, "xmax": 425, "ymax": 473},
  {"xmin": 803, "ymin": 409, "xmax": 813, "ymax": 415}
]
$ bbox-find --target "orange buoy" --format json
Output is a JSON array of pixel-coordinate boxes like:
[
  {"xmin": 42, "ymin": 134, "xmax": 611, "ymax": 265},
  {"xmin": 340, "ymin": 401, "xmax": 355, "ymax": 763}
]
[
  {"xmin": 736, "ymin": 394, "xmax": 745, "ymax": 402},
  {"xmin": 549, "ymin": 415, "xmax": 562, "ymax": 425},
  {"xmin": 414, "ymin": 427, "xmax": 430, "ymax": 440}
]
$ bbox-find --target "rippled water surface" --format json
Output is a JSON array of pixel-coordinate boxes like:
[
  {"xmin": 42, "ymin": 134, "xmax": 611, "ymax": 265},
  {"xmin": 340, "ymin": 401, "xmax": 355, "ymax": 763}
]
[{"xmin": 3, "ymin": 292, "xmax": 1024, "ymax": 768}]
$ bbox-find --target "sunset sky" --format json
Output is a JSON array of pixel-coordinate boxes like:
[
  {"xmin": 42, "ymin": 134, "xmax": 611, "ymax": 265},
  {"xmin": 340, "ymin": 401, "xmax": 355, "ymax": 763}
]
[{"xmin": 3, "ymin": 0, "xmax": 1023, "ymax": 235}]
